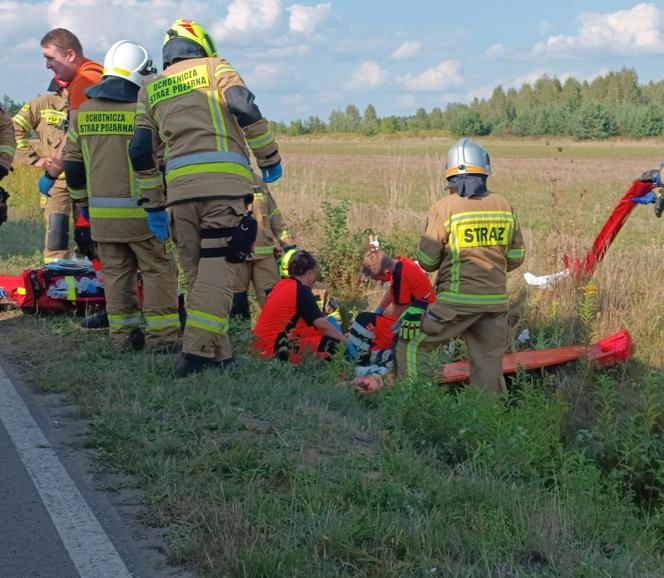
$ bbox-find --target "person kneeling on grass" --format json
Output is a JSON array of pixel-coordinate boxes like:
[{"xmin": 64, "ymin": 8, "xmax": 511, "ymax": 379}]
[
  {"xmin": 253, "ymin": 250, "xmax": 350, "ymax": 364},
  {"xmin": 348, "ymin": 248, "xmax": 435, "ymax": 371}
]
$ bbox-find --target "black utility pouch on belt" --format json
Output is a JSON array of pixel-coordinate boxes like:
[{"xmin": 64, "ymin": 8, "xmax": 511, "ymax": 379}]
[{"xmin": 200, "ymin": 213, "xmax": 258, "ymax": 263}]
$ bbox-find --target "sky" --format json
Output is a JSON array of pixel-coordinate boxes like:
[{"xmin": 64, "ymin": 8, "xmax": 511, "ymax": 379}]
[{"xmin": 1, "ymin": 1, "xmax": 664, "ymax": 122}]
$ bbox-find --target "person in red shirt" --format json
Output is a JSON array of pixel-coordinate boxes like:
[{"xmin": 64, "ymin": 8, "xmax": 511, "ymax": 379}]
[
  {"xmin": 253, "ymin": 251, "xmax": 349, "ymax": 364},
  {"xmin": 349, "ymin": 249, "xmax": 434, "ymax": 366}
]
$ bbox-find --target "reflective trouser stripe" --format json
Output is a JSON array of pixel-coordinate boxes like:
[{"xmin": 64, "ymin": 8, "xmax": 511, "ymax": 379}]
[
  {"xmin": 165, "ymin": 162, "xmax": 253, "ymax": 185},
  {"xmin": 406, "ymin": 332, "xmax": 428, "ymax": 382},
  {"xmin": 0, "ymin": 145, "xmax": 16, "ymax": 156},
  {"xmin": 437, "ymin": 292, "xmax": 507, "ymax": 306},
  {"xmin": 108, "ymin": 313, "xmax": 143, "ymax": 329},
  {"xmin": 253, "ymin": 246, "xmax": 274, "ymax": 255},
  {"xmin": 187, "ymin": 310, "xmax": 228, "ymax": 334},
  {"xmin": 144, "ymin": 313, "xmax": 180, "ymax": 331},
  {"xmin": 89, "ymin": 207, "xmax": 146, "ymax": 219},
  {"xmin": 65, "ymin": 276, "xmax": 76, "ymax": 301}
]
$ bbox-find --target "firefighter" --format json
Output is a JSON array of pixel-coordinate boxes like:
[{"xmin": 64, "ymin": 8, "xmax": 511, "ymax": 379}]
[
  {"xmin": 253, "ymin": 250, "xmax": 349, "ymax": 363},
  {"xmin": 231, "ymin": 177, "xmax": 295, "ymax": 319},
  {"xmin": 397, "ymin": 138, "xmax": 525, "ymax": 393},
  {"xmin": 0, "ymin": 107, "xmax": 15, "ymax": 226},
  {"xmin": 63, "ymin": 40, "xmax": 179, "ymax": 351},
  {"xmin": 349, "ymin": 249, "xmax": 434, "ymax": 367},
  {"xmin": 129, "ymin": 18, "xmax": 282, "ymax": 377},
  {"xmin": 13, "ymin": 77, "xmax": 72, "ymax": 261},
  {"xmin": 0, "ymin": 107, "xmax": 15, "ymax": 179},
  {"xmin": 38, "ymin": 28, "xmax": 103, "ymax": 195}
]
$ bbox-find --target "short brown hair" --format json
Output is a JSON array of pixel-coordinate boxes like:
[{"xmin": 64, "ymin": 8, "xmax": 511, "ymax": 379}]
[
  {"xmin": 361, "ymin": 249, "xmax": 392, "ymax": 278},
  {"xmin": 288, "ymin": 250, "xmax": 317, "ymax": 277},
  {"xmin": 40, "ymin": 28, "xmax": 83, "ymax": 55}
]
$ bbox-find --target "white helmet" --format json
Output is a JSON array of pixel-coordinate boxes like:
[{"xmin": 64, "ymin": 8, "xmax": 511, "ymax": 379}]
[
  {"xmin": 445, "ymin": 138, "xmax": 491, "ymax": 179},
  {"xmin": 103, "ymin": 40, "xmax": 156, "ymax": 87}
]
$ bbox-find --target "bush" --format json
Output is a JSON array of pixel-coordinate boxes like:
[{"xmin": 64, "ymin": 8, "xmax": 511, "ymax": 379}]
[
  {"xmin": 447, "ymin": 107, "xmax": 491, "ymax": 136},
  {"xmin": 570, "ymin": 102, "xmax": 618, "ymax": 140}
]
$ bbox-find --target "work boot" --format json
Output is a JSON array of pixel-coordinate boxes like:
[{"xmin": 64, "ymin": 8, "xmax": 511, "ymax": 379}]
[
  {"xmin": 127, "ymin": 328, "xmax": 145, "ymax": 352},
  {"xmin": 80, "ymin": 310, "xmax": 109, "ymax": 329},
  {"xmin": 218, "ymin": 356, "xmax": 238, "ymax": 372},
  {"xmin": 174, "ymin": 353, "xmax": 212, "ymax": 378}
]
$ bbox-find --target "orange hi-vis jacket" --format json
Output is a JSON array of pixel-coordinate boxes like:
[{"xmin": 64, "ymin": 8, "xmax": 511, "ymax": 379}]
[
  {"xmin": 415, "ymin": 190, "xmax": 525, "ymax": 312},
  {"xmin": 253, "ymin": 278, "xmax": 326, "ymax": 363},
  {"xmin": 390, "ymin": 257, "xmax": 435, "ymax": 308},
  {"xmin": 68, "ymin": 59, "xmax": 104, "ymax": 111}
]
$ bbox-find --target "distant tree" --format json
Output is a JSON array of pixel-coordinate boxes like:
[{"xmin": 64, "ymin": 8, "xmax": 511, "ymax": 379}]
[
  {"xmin": 380, "ymin": 115, "xmax": 399, "ymax": 134},
  {"xmin": 570, "ymin": 102, "xmax": 617, "ymax": 139},
  {"xmin": 1, "ymin": 95, "xmax": 23, "ymax": 116},
  {"xmin": 304, "ymin": 116, "xmax": 326, "ymax": 133},
  {"xmin": 287, "ymin": 119, "xmax": 306, "ymax": 136},
  {"xmin": 345, "ymin": 105, "xmax": 362, "ymax": 132},
  {"xmin": 361, "ymin": 104, "xmax": 379, "ymax": 136},
  {"xmin": 447, "ymin": 105, "xmax": 490, "ymax": 136}
]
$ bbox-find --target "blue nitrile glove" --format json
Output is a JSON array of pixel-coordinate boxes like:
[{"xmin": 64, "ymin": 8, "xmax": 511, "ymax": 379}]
[
  {"xmin": 398, "ymin": 306, "xmax": 424, "ymax": 341},
  {"xmin": 38, "ymin": 174, "xmax": 55, "ymax": 197},
  {"xmin": 261, "ymin": 162, "xmax": 282, "ymax": 184},
  {"xmin": 80, "ymin": 206, "xmax": 89, "ymax": 221},
  {"xmin": 632, "ymin": 192, "xmax": 656, "ymax": 205},
  {"xmin": 374, "ymin": 306, "xmax": 384, "ymax": 315},
  {"xmin": 147, "ymin": 210, "xmax": 169, "ymax": 241}
]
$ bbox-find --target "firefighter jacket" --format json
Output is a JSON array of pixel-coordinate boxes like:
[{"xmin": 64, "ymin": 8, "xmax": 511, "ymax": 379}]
[
  {"xmin": 0, "ymin": 108, "xmax": 15, "ymax": 173},
  {"xmin": 415, "ymin": 190, "xmax": 525, "ymax": 312},
  {"xmin": 12, "ymin": 93, "xmax": 68, "ymax": 166},
  {"xmin": 63, "ymin": 99, "xmax": 157, "ymax": 243},
  {"xmin": 251, "ymin": 180, "xmax": 294, "ymax": 261},
  {"xmin": 131, "ymin": 56, "xmax": 280, "ymax": 209}
]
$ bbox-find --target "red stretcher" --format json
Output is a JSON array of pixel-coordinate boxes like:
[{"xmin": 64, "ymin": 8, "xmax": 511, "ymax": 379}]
[{"xmin": 436, "ymin": 330, "xmax": 632, "ymax": 384}]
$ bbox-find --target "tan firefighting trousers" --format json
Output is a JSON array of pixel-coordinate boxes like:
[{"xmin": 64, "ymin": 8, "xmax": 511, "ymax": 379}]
[
  {"xmin": 42, "ymin": 178, "xmax": 72, "ymax": 262},
  {"xmin": 234, "ymin": 256, "xmax": 280, "ymax": 305},
  {"xmin": 396, "ymin": 302, "xmax": 508, "ymax": 394},
  {"xmin": 172, "ymin": 198, "xmax": 246, "ymax": 361},
  {"xmin": 96, "ymin": 238, "xmax": 179, "ymax": 348}
]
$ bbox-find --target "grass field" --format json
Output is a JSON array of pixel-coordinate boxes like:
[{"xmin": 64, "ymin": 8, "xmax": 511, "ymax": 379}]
[{"xmin": 1, "ymin": 136, "xmax": 664, "ymax": 577}]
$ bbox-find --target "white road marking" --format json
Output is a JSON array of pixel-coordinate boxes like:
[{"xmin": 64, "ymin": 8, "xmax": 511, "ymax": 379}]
[{"xmin": 0, "ymin": 363, "xmax": 133, "ymax": 578}]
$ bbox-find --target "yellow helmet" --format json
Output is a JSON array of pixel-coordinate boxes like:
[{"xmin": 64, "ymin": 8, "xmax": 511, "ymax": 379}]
[{"xmin": 162, "ymin": 19, "xmax": 218, "ymax": 68}]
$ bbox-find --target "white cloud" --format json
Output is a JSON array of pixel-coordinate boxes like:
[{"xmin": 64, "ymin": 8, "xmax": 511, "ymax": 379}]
[
  {"xmin": 347, "ymin": 60, "xmax": 386, "ymax": 89},
  {"xmin": 287, "ymin": 2, "xmax": 331, "ymax": 35},
  {"xmin": 533, "ymin": 2, "xmax": 664, "ymax": 57},
  {"xmin": 400, "ymin": 60, "xmax": 463, "ymax": 92},
  {"xmin": 486, "ymin": 43, "xmax": 511, "ymax": 58},
  {"xmin": 282, "ymin": 93, "xmax": 303, "ymax": 105},
  {"xmin": 395, "ymin": 94, "xmax": 416, "ymax": 109},
  {"xmin": 511, "ymin": 68, "xmax": 548, "ymax": 88},
  {"xmin": 213, "ymin": 0, "xmax": 282, "ymax": 41},
  {"xmin": 392, "ymin": 40, "xmax": 420, "ymax": 60},
  {"xmin": 245, "ymin": 63, "xmax": 282, "ymax": 89}
]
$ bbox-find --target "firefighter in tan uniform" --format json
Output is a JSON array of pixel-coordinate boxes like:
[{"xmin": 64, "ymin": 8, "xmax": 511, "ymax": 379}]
[
  {"xmin": 13, "ymin": 78, "xmax": 72, "ymax": 261},
  {"xmin": 129, "ymin": 19, "xmax": 282, "ymax": 377},
  {"xmin": 231, "ymin": 177, "xmax": 295, "ymax": 319},
  {"xmin": 64, "ymin": 40, "xmax": 179, "ymax": 350},
  {"xmin": 397, "ymin": 138, "xmax": 525, "ymax": 392},
  {"xmin": 0, "ymin": 108, "xmax": 15, "ymax": 177},
  {"xmin": 0, "ymin": 107, "xmax": 15, "ymax": 225}
]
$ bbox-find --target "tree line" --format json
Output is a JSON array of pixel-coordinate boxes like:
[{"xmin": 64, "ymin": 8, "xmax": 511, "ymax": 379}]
[{"xmin": 273, "ymin": 69, "xmax": 664, "ymax": 139}]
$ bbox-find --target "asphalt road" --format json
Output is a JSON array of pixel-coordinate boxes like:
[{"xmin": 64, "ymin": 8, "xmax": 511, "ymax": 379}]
[{"xmin": 0, "ymin": 419, "xmax": 79, "ymax": 577}]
